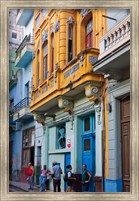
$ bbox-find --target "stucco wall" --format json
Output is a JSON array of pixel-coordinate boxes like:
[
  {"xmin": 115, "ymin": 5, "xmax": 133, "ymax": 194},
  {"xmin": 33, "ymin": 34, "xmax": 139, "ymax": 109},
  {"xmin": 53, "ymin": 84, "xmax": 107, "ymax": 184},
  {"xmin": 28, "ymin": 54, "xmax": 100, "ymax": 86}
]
[
  {"xmin": 9, "ymin": 131, "xmax": 22, "ymax": 180},
  {"xmin": 107, "ymin": 80, "xmax": 130, "ymax": 180}
]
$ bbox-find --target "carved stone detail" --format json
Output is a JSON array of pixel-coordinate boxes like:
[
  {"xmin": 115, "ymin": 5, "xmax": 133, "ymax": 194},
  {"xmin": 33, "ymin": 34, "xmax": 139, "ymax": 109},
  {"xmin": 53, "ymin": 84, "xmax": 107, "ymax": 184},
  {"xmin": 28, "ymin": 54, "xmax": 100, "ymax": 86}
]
[
  {"xmin": 55, "ymin": 20, "xmax": 59, "ymax": 32},
  {"xmin": 85, "ymin": 84, "xmax": 101, "ymax": 105},
  {"xmin": 81, "ymin": 9, "xmax": 90, "ymax": 17},
  {"xmin": 66, "ymin": 16, "xmax": 75, "ymax": 24},
  {"xmin": 58, "ymin": 97, "xmax": 73, "ymax": 114},
  {"xmin": 42, "ymin": 30, "xmax": 48, "ymax": 44},
  {"xmin": 80, "ymin": 54, "xmax": 84, "ymax": 66},
  {"xmin": 33, "ymin": 112, "xmax": 45, "ymax": 126}
]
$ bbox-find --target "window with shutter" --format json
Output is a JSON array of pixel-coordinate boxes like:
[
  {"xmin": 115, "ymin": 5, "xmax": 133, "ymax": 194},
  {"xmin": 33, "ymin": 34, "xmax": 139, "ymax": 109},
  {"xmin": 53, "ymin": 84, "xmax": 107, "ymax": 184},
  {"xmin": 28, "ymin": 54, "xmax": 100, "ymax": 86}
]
[
  {"xmin": 43, "ymin": 42, "xmax": 48, "ymax": 80},
  {"xmin": 85, "ymin": 18, "xmax": 93, "ymax": 48}
]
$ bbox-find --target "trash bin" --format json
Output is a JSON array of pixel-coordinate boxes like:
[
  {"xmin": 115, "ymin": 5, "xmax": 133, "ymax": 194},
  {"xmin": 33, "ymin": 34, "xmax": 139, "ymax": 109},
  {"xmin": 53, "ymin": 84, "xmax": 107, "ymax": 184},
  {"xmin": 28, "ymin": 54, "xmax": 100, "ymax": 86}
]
[{"xmin": 72, "ymin": 174, "xmax": 82, "ymax": 192}]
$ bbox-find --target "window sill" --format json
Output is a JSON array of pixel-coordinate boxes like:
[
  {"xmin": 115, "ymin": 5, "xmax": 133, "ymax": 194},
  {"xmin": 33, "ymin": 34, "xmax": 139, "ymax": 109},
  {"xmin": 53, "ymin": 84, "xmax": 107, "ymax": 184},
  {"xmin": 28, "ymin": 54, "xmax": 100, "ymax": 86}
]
[{"xmin": 48, "ymin": 149, "xmax": 71, "ymax": 154}]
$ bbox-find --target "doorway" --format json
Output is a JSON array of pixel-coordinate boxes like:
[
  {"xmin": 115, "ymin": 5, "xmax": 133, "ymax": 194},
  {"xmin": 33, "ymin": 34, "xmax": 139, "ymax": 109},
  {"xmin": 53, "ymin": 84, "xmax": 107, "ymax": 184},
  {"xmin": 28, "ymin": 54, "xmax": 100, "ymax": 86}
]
[
  {"xmin": 82, "ymin": 115, "xmax": 95, "ymax": 192},
  {"xmin": 64, "ymin": 153, "xmax": 71, "ymax": 191},
  {"xmin": 121, "ymin": 96, "xmax": 130, "ymax": 192}
]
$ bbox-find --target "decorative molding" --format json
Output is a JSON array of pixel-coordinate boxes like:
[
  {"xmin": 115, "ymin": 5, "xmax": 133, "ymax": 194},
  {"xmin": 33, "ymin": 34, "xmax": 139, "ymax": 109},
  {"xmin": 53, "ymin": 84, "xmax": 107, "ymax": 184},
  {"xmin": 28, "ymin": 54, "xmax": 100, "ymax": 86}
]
[
  {"xmin": 81, "ymin": 9, "xmax": 90, "ymax": 17},
  {"xmin": 95, "ymin": 105, "xmax": 101, "ymax": 125},
  {"xmin": 50, "ymin": 26, "xmax": 54, "ymax": 34},
  {"xmin": 58, "ymin": 97, "xmax": 74, "ymax": 114},
  {"xmin": 33, "ymin": 112, "xmax": 45, "ymax": 126},
  {"xmin": 79, "ymin": 54, "xmax": 84, "ymax": 66},
  {"xmin": 69, "ymin": 112, "xmax": 74, "ymax": 130},
  {"xmin": 55, "ymin": 63, "xmax": 60, "ymax": 71},
  {"xmin": 42, "ymin": 30, "xmax": 48, "ymax": 44},
  {"xmin": 54, "ymin": 73, "xmax": 57, "ymax": 83},
  {"xmin": 55, "ymin": 20, "xmax": 59, "ymax": 32},
  {"xmin": 44, "ymin": 112, "xmax": 56, "ymax": 121},
  {"xmin": 85, "ymin": 83, "xmax": 102, "ymax": 105},
  {"xmin": 66, "ymin": 16, "xmax": 75, "ymax": 24},
  {"xmin": 37, "ymin": 43, "xmax": 40, "ymax": 50}
]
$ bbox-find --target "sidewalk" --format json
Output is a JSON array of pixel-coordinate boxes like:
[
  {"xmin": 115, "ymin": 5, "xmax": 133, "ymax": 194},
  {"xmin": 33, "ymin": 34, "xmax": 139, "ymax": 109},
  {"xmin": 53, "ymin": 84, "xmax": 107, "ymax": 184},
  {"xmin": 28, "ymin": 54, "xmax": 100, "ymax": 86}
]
[{"xmin": 9, "ymin": 180, "xmax": 52, "ymax": 192}]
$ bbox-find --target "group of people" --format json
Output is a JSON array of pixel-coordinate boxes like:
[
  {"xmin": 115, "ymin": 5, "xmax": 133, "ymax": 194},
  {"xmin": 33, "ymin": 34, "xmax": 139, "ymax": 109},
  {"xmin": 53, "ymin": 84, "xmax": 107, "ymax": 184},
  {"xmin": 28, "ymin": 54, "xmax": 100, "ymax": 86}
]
[
  {"xmin": 65, "ymin": 164, "xmax": 92, "ymax": 192},
  {"xmin": 26, "ymin": 161, "xmax": 92, "ymax": 192}
]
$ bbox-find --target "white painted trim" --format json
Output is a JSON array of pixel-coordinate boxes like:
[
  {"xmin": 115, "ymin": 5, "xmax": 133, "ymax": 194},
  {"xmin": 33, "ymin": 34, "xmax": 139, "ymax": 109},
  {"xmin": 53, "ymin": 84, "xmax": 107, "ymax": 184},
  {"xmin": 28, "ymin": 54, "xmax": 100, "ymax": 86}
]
[{"xmin": 108, "ymin": 79, "xmax": 130, "ymax": 98}]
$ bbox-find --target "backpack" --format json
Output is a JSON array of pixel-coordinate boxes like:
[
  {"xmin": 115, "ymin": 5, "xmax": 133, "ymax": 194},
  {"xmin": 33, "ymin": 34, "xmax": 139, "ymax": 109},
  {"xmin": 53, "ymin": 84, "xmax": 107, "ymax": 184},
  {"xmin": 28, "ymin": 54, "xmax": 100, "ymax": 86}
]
[{"xmin": 63, "ymin": 172, "xmax": 68, "ymax": 182}]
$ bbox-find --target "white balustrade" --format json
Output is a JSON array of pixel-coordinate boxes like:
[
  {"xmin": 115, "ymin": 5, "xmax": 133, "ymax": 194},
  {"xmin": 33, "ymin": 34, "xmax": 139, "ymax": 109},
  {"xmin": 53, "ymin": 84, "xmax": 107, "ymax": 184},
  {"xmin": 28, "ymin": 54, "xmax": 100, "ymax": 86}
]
[{"xmin": 99, "ymin": 15, "xmax": 130, "ymax": 60}]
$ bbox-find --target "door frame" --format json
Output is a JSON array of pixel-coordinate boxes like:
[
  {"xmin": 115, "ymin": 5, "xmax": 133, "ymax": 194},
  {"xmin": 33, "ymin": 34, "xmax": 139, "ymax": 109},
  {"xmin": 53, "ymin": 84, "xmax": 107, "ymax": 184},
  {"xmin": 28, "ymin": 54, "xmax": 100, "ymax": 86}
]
[
  {"xmin": 82, "ymin": 114, "xmax": 96, "ymax": 192},
  {"xmin": 64, "ymin": 152, "xmax": 71, "ymax": 191},
  {"xmin": 120, "ymin": 96, "xmax": 130, "ymax": 192}
]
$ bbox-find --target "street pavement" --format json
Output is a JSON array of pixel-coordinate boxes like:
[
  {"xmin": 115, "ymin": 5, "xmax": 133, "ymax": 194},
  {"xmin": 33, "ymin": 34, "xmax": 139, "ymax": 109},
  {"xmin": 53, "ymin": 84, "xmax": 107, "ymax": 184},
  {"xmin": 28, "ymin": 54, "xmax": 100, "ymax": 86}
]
[{"xmin": 9, "ymin": 180, "xmax": 52, "ymax": 192}]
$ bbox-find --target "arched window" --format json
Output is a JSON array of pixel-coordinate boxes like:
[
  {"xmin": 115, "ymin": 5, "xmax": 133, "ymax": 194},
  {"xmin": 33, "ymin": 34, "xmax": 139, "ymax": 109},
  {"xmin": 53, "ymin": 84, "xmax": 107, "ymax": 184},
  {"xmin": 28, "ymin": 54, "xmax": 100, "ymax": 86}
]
[
  {"xmin": 68, "ymin": 24, "xmax": 73, "ymax": 62},
  {"xmin": 51, "ymin": 33, "xmax": 54, "ymax": 73},
  {"xmin": 36, "ymin": 50, "xmax": 40, "ymax": 86},
  {"xmin": 43, "ymin": 42, "xmax": 48, "ymax": 80},
  {"xmin": 80, "ymin": 11, "xmax": 93, "ymax": 51},
  {"xmin": 85, "ymin": 18, "xmax": 93, "ymax": 48},
  {"xmin": 36, "ymin": 14, "xmax": 40, "ymax": 29}
]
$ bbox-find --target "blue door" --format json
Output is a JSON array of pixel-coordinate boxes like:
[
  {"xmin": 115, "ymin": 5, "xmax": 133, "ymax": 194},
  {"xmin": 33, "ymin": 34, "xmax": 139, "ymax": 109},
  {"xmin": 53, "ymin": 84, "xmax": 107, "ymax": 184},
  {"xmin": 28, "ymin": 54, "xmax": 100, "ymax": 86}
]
[
  {"xmin": 82, "ymin": 115, "xmax": 95, "ymax": 192},
  {"xmin": 64, "ymin": 153, "xmax": 71, "ymax": 191}
]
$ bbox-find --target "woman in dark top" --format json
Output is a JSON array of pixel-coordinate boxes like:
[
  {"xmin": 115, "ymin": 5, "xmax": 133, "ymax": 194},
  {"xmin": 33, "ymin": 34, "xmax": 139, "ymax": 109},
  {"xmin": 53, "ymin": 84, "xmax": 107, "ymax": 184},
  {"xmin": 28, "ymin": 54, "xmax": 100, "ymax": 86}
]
[{"xmin": 66, "ymin": 165, "xmax": 76, "ymax": 192}]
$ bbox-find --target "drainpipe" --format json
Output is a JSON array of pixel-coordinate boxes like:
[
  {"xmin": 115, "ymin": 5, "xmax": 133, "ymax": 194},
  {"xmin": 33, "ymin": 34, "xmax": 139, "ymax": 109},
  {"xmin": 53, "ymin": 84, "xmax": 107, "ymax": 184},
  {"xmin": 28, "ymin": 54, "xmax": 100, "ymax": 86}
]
[{"xmin": 102, "ymin": 129, "xmax": 104, "ymax": 192}]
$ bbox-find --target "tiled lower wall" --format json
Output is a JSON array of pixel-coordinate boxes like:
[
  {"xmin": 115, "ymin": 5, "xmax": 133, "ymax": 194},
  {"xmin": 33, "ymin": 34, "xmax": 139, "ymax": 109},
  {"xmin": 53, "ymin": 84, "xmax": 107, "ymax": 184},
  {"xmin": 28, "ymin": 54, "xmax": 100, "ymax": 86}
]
[{"xmin": 104, "ymin": 178, "xmax": 122, "ymax": 192}]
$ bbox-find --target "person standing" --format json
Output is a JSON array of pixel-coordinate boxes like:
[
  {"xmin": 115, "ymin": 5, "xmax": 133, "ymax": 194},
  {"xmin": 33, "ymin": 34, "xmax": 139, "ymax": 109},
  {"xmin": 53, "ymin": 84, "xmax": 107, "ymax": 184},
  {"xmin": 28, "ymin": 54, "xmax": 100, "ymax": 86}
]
[
  {"xmin": 66, "ymin": 165, "xmax": 76, "ymax": 192},
  {"xmin": 39, "ymin": 165, "xmax": 48, "ymax": 192},
  {"xmin": 81, "ymin": 164, "xmax": 92, "ymax": 192},
  {"xmin": 51, "ymin": 161, "xmax": 63, "ymax": 192},
  {"xmin": 27, "ymin": 162, "xmax": 34, "ymax": 190}
]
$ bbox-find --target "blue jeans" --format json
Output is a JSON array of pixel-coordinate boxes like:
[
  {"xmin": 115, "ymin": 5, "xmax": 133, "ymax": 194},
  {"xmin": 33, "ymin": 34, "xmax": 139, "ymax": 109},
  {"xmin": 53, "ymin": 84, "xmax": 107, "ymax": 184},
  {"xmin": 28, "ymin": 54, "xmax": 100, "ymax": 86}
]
[
  {"xmin": 39, "ymin": 176, "xmax": 47, "ymax": 191},
  {"xmin": 82, "ymin": 183, "xmax": 89, "ymax": 192},
  {"xmin": 27, "ymin": 176, "xmax": 34, "ymax": 190}
]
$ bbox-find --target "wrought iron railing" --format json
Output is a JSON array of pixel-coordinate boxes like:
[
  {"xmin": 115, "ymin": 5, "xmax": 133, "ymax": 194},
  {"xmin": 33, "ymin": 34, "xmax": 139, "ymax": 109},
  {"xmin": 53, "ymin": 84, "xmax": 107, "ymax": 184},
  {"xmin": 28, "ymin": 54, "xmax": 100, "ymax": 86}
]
[
  {"xmin": 16, "ymin": 34, "xmax": 34, "ymax": 56},
  {"xmin": 14, "ymin": 97, "xmax": 30, "ymax": 113}
]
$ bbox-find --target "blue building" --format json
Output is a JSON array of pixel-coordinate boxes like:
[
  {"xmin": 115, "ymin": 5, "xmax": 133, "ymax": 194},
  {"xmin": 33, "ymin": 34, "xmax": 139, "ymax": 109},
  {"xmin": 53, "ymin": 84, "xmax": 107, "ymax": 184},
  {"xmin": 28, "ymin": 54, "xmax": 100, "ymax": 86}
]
[{"xmin": 9, "ymin": 9, "xmax": 35, "ymax": 182}]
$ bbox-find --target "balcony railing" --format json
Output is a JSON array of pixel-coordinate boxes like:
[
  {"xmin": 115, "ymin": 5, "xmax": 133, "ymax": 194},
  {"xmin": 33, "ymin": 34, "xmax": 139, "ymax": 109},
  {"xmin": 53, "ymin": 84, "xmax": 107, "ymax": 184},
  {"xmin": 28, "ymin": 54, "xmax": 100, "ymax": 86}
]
[
  {"xmin": 16, "ymin": 34, "xmax": 34, "ymax": 56},
  {"xmin": 14, "ymin": 97, "xmax": 30, "ymax": 113},
  {"xmin": 9, "ymin": 104, "xmax": 14, "ymax": 114},
  {"xmin": 99, "ymin": 15, "xmax": 130, "ymax": 59},
  {"xmin": 9, "ymin": 74, "xmax": 18, "ymax": 89}
]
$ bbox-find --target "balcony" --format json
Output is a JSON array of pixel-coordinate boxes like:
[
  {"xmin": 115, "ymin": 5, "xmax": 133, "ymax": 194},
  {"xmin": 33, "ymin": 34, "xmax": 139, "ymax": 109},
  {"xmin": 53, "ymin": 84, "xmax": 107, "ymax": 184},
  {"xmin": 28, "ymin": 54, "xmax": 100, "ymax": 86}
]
[
  {"xmin": 30, "ymin": 48, "xmax": 104, "ymax": 112},
  {"xmin": 16, "ymin": 9, "xmax": 34, "ymax": 26},
  {"xmin": 15, "ymin": 34, "xmax": 34, "ymax": 68},
  {"xmin": 13, "ymin": 97, "xmax": 33, "ymax": 122},
  {"xmin": 9, "ymin": 74, "xmax": 18, "ymax": 89},
  {"xmin": 93, "ymin": 15, "xmax": 130, "ymax": 81}
]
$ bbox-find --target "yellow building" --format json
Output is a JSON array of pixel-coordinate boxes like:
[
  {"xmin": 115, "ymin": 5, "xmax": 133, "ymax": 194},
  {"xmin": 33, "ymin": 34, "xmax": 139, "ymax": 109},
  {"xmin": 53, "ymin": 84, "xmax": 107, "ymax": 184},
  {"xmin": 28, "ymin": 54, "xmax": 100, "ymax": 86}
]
[
  {"xmin": 31, "ymin": 9, "xmax": 106, "ymax": 112},
  {"xmin": 31, "ymin": 9, "xmax": 107, "ymax": 192}
]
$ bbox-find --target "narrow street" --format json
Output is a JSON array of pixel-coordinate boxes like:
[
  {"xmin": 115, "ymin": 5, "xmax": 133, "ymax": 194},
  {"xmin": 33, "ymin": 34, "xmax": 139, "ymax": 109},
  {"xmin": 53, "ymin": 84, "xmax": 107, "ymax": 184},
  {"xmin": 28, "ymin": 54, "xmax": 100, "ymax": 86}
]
[
  {"xmin": 8, "ymin": 8, "xmax": 131, "ymax": 193},
  {"xmin": 9, "ymin": 184, "xmax": 27, "ymax": 192}
]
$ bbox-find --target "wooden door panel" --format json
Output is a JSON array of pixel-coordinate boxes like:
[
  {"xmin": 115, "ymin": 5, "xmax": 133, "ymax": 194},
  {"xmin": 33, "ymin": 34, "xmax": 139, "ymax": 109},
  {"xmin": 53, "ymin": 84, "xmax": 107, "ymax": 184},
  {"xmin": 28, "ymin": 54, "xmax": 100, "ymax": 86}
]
[
  {"xmin": 121, "ymin": 96, "xmax": 130, "ymax": 192},
  {"xmin": 121, "ymin": 122, "xmax": 130, "ymax": 179},
  {"xmin": 123, "ymin": 181, "xmax": 130, "ymax": 192}
]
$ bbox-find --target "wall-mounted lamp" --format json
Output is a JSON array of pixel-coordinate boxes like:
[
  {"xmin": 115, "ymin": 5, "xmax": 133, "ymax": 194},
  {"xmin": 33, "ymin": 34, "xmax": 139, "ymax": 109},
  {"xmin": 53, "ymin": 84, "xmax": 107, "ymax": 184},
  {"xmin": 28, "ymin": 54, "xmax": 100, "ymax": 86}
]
[{"xmin": 106, "ymin": 103, "xmax": 112, "ymax": 113}]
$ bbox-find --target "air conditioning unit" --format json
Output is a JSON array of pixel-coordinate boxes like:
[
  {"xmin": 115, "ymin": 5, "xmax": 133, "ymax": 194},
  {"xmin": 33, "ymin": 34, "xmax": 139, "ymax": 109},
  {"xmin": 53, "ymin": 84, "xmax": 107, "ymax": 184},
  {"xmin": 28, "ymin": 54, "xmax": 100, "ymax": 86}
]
[{"xmin": 15, "ymin": 122, "xmax": 21, "ymax": 131}]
